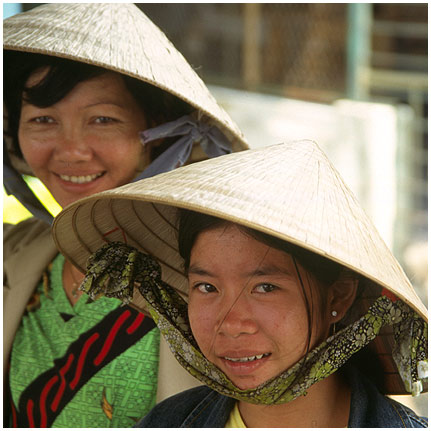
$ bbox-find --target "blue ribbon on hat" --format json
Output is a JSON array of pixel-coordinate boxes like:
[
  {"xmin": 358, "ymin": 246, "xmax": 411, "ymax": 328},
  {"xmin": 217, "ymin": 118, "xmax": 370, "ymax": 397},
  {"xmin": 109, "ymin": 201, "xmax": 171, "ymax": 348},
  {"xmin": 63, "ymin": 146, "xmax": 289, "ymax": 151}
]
[{"xmin": 135, "ymin": 114, "xmax": 232, "ymax": 181}]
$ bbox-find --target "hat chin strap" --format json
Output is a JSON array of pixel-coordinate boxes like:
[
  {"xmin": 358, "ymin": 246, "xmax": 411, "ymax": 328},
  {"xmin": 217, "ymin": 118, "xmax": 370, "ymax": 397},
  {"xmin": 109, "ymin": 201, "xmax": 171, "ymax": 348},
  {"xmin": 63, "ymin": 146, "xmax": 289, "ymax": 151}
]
[
  {"xmin": 80, "ymin": 242, "xmax": 428, "ymax": 405},
  {"xmin": 3, "ymin": 160, "xmax": 53, "ymax": 225}
]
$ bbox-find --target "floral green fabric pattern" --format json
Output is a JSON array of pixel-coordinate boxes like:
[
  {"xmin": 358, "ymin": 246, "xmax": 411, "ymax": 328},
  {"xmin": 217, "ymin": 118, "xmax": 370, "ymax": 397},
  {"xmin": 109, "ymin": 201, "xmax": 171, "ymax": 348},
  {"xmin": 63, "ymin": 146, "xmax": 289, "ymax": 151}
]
[{"xmin": 81, "ymin": 242, "xmax": 428, "ymax": 405}]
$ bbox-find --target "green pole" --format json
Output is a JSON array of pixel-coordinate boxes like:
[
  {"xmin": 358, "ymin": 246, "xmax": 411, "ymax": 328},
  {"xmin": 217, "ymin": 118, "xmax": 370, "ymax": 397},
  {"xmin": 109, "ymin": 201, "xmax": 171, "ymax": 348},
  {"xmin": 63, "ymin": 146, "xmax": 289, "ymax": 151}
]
[{"xmin": 346, "ymin": 3, "xmax": 372, "ymax": 99}]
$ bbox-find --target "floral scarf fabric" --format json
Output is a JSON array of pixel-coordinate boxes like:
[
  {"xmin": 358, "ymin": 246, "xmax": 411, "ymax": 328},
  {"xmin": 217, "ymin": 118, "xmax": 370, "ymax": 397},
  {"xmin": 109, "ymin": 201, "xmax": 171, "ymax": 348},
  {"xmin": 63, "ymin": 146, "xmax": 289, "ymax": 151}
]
[{"xmin": 80, "ymin": 242, "xmax": 428, "ymax": 404}]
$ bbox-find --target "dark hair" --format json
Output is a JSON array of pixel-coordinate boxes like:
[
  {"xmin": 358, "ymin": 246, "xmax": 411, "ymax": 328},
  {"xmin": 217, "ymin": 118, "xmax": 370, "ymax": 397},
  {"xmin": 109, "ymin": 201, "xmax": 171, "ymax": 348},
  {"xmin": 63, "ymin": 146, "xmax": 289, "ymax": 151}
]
[{"xmin": 3, "ymin": 50, "xmax": 192, "ymax": 160}]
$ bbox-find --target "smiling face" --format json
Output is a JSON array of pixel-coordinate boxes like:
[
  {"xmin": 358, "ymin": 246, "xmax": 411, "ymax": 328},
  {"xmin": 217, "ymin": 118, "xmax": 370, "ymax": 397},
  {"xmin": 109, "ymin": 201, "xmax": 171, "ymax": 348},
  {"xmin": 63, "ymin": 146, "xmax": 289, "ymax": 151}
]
[
  {"xmin": 18, "ymin": 69, "xmax": 151, "ymax": 208},
  {"xmin": 187, "ymin": 224, "xmax": 333, "ymax": 390}
]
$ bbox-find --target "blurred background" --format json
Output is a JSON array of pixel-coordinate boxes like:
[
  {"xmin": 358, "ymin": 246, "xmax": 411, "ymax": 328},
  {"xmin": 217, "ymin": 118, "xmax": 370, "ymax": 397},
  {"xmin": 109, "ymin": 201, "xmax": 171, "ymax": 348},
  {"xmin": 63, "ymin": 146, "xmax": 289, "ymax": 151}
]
[{"xmin": 3, "ymin": 3, "xmax": 428, "ymax": 415}]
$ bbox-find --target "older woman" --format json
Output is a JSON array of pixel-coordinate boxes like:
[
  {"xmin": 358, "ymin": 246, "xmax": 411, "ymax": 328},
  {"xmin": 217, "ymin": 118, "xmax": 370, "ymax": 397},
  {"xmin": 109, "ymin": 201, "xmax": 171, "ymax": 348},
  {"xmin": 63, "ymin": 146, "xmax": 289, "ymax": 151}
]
[
  {"xmin": 52, "ymin": 140, "xmax": 427, "ymax": 427},
  {"xmin": 3, "ymin": 3, "xmax": 247, "ymax": 427}
]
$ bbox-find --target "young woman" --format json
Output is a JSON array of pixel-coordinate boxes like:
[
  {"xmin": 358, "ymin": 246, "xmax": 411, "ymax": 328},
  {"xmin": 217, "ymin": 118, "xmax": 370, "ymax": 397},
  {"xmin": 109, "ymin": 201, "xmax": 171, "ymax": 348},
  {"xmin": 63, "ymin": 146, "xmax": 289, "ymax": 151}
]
[
  {"xmin": 52, "ymin": 140, "xmax": 428, "ymax": 427},
  {"xmin": 3, "ymin": 3, "xmax": 247, "ymax": 427}
]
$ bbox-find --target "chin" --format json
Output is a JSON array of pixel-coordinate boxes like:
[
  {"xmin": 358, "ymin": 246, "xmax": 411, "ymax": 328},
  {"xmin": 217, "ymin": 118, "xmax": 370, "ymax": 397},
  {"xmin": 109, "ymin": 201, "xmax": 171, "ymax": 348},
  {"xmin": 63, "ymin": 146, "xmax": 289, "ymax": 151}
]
[
  {"xmin": 231, "ymin": 377, "xmax": 265, "ymax": 391},
  {"xmin": 236, "ymin": 382, "xmax": 257, "ymax": 390}
]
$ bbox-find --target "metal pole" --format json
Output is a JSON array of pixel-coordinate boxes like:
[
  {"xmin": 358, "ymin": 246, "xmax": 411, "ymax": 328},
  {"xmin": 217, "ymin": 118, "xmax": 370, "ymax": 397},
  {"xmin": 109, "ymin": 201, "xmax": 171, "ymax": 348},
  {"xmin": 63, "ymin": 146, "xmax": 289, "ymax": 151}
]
[
  {"xmin": 346, "ymin": 3, "xmax": 372, "ymax": 99},
  {"xmin": 243, "ymin": 3, "xmax": 262, "ymax": 90}
]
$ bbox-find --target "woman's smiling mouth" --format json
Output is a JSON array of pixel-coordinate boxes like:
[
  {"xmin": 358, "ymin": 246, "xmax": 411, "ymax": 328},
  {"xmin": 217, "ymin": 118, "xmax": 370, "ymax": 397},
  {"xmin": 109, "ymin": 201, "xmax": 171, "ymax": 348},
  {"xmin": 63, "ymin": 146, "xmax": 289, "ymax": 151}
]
[{"xmin": 59, "ymin": 172, "xmax": 104, "ymax": 184}]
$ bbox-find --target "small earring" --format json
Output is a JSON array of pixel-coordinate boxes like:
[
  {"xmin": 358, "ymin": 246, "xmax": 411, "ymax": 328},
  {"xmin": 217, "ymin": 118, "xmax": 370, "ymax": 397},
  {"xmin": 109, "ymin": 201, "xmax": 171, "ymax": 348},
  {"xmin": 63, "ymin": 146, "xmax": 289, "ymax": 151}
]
[{"xmin": 331, "ymin": 310, "xmax": 338, "ymax": 317}]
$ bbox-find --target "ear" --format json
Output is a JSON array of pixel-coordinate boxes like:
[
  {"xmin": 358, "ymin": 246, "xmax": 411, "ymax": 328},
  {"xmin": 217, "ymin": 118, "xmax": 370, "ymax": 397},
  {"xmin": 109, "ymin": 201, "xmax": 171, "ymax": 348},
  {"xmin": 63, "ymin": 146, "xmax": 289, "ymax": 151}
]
[
  {"xmin": 136, "ymin": 136, "xmax": 165, "ymax": 173},
  {"xmin": 327, "ymin": 271, "xmax": 358, "ymax": 323}
]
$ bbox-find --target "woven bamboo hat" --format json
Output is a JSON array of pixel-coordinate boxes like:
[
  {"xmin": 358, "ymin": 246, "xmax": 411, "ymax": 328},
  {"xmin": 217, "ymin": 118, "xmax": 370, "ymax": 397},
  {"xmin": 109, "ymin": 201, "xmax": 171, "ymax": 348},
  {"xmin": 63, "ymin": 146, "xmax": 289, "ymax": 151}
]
[
  {"xmin": 3, "ymin": 3, "xmax": 247, "ymax": 177},
  {"xmin": 52, "ymin": 140, "xmax": 427, "ymax": 395}
]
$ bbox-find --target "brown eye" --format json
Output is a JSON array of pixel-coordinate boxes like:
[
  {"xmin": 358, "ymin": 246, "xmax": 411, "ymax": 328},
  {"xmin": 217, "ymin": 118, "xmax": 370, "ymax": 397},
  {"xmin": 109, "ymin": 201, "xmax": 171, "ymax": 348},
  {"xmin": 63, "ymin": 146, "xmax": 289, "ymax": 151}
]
[
  {"xmin": 254, "ymin": 284, "xmax": 277, "ymax": 293},
  {"xmin": 195, "ymin": 283, "xmax": 217, "ymax": 294},
  {"xmin": 33, "ymin": 116, "xmax": 55, "ymax": 123},
  {"xmin": 94, "ymin": 116, "xmax": 116, "ymax": 124}
]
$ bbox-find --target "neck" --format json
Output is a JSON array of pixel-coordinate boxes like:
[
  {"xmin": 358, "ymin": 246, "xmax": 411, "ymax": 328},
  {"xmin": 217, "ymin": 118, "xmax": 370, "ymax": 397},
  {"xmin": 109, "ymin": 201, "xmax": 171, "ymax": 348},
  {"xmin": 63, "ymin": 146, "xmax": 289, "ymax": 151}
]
[
  {"xmin": 62, "ymin": 259, "xmax": 85, "ymax": 305},
  {"xmin": 238, "ymin": 372, "xmax": 351, "ymax": 428}
]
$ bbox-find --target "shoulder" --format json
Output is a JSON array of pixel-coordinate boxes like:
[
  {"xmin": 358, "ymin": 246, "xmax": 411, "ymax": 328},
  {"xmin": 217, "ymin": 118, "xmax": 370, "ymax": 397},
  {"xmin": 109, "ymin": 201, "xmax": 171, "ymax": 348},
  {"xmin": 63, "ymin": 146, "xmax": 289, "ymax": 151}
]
[
  {"xmin": 4, "ymin": 218, "xmax": 52, "ymax": 257},
  {"xmin": 347, "ymin": 365, "xmax": 428, "ymax": 427},
  {"xmin": 386, "ymin": 398, "xmax": 428, "ymax": 428},
  {"xmin": 135, "ymin": 386, "xmax": 213, "ymax": 427},
  {"xmin": 3, "ymin": 218, "xmax": 56, "ymax": 293},
  {"xmin": 135, "ymin": 386, "xmax": 234, "ymax": 428}
]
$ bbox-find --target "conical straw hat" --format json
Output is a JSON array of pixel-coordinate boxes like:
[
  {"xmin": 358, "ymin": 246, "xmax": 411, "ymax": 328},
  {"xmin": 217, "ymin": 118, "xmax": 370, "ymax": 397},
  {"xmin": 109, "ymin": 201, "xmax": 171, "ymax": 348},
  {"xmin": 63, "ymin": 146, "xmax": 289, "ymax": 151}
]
[
  {"xmin": 3, "ymin": 3, "xmax": 247, "ymax": 175},
  {"xmin": 52, "ymin": 140, "xmax": 427, "ymax": 395}
]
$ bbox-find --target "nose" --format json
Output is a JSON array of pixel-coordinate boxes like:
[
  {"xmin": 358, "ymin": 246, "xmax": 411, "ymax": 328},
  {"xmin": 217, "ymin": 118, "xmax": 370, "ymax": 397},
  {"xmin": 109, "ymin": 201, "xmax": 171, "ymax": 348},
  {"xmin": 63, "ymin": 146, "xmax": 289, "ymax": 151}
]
[
  {"xmin": 217, "ymin": 294, "xmax": 258, "ymax": 338},
  {"xmin": 53, "ymin": 128, "xmax": 92, "ymax": 163}
]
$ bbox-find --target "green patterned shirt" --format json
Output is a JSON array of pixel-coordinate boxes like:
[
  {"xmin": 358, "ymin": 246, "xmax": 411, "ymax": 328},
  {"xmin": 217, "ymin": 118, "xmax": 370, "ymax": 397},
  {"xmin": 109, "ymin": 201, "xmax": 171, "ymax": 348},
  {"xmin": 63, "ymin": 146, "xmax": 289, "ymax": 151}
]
[{"xmin": 9, "ymin": 253, "xmax": 160, "ymax": 427}]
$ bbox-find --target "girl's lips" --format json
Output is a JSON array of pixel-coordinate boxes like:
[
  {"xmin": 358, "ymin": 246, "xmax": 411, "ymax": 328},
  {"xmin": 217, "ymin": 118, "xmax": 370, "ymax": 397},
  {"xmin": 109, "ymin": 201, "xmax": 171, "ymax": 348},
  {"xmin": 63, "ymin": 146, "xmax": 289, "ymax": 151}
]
[
  {"xmin": 223, "ymin": 353, "xmax": 270, "ymax": 362},
  {"xmin": 220, "ymin": 353, "xmax": 272, "ymax": 376}
]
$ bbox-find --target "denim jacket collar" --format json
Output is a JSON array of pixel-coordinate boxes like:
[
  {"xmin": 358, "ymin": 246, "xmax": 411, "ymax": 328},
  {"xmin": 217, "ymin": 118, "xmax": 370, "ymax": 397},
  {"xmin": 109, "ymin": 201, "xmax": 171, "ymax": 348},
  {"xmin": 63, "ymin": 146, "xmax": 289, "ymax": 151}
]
[{"xmin": 137, "ymin": 366, "xmax": 427, "ymax": 428}]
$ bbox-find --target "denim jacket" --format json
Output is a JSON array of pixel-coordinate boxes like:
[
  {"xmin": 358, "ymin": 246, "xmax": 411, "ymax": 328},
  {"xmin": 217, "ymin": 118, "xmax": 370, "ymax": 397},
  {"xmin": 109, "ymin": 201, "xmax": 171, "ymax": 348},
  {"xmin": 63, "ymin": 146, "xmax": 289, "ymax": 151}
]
[{"xmin": 135, "ymin": 366, "xmax": 427, "ymax": 428}]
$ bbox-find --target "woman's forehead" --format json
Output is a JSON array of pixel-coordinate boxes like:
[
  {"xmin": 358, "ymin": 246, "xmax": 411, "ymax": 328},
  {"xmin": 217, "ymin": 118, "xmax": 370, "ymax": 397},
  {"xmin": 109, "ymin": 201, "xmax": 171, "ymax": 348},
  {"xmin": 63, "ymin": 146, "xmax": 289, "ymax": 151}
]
[{"xmin": 191, "ymin": 224, "xmax": 297, "ymax": 271}]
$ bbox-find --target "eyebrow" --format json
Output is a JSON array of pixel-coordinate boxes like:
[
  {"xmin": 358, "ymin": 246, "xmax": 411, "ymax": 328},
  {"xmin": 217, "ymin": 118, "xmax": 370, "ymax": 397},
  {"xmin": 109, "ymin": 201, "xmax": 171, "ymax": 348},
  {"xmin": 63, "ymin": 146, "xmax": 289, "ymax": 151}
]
[
  {"xmin": 20, "ymin": 100, "xmax": 128, "ymax": 110},
  {"xmin": 187, "ymin": 265, "xmax": 214, "ymax": 277},
  {"xmin": 245, "ymin": 264, "xmax": 294, "ymax": 278},
  {"xmin": 187, "ymin": 263, "xmax": 294, "ymax": 278},
  {"xmin": 85, "ymin": 101, "xmax": 129, "ymax": 109}
]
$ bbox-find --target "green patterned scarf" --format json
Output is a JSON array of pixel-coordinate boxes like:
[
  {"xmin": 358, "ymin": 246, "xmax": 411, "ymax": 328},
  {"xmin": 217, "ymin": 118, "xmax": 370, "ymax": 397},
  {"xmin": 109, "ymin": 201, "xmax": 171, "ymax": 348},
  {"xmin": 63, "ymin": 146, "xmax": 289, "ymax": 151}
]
[{"xmin": 80, "ymin": 242, "xmax": 428, "ymax": 404}]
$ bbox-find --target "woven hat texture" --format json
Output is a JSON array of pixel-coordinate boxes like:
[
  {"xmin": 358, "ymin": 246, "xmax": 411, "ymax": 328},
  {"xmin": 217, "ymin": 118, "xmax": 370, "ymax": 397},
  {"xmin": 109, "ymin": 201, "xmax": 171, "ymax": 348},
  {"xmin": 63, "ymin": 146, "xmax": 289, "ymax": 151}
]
[
  {"xmin": 52, "ymin": 139, "xmax": 427, "ymax": 394},
  {"xmin": 3, "ymin": 3, "xmax": 247, "ymax": 175}
]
